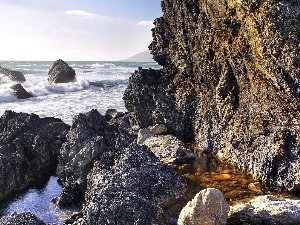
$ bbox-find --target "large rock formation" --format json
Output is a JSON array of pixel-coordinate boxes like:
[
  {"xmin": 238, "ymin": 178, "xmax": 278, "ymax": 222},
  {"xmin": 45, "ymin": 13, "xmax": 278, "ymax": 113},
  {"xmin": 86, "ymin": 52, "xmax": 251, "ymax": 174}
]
[
  {"xmin": 0, "ymin": 66, "xmax": 26, "ymax": 83},
  {"xmin": 123, "ymin": 0, "xmax": 300, "ymax": 193},
  {"xmin": 57, "ymin": 110, "xmax": 186, "ymax": 224},
  {"xmin": 0, "ymin": 110, "xmax": 69, "ymax": 201},
  {"xmin": 48, "ymin": 59, "xmax": 76, "ymax": 84}
]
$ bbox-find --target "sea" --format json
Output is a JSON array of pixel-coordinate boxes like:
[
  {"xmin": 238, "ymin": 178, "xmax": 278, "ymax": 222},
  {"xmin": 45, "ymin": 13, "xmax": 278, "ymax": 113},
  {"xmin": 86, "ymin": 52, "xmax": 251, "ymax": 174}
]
[
  {"xmin": 0, "ymin": 60, "xmax": 160, "ymax": 224},
  {"xmin": 0, "ymin": 60, "xmax": 160, "ymax": 124}
]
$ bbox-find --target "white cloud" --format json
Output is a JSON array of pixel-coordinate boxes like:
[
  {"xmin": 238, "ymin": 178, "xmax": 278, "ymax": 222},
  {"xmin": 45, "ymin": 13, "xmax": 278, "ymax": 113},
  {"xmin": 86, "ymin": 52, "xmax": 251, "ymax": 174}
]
[
  {"xmin": 64, "ymin": 10, "xmax": 97, "ymax": 19},
  {"xmin": 137, "ymin": 20, "xmax": 154, "ymax": 28}
]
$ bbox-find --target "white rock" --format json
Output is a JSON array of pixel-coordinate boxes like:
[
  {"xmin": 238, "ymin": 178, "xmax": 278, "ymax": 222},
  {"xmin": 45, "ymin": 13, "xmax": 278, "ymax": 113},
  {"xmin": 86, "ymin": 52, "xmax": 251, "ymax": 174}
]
[
  {"xmin": 228, "ymin": 195, "xmax": 300, "ymax": 224},
  {"xmin": 178, "ymin": 188, "xmax": 229, "ymax": 225},
  {"xmin": 137, "ymin": 129, "xmax": 195, "ymax": 164}
]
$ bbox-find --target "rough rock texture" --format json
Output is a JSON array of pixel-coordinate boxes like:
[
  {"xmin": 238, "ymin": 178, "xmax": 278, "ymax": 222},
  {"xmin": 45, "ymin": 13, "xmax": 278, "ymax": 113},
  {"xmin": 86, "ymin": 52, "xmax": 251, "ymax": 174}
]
[
  {"xmin": 124, "ymin": 0, "xmax": 300, "ymax": 192},
  {"xmin": 11, "ymin": 83, "xmax": 33, "ymax": 99},
  {"xmin": 178, "ymin": 188, "xmax": 229, "ymax": 225},
  {"xmin": 0, "ymin": 110, "xmax": 69, "ymax": 201},
  {"xmin": 137, "ymin": 129, "xmax": 195, "ymax": 164},
  {"xmin": 0, "ymin": 66, "xmax": 26, "ymax": 83},
  {"xmin": 228, "ymin": 195, "xmax": 300, "ymax": 225},
  {"xmin": 0, "ymin": 212, "xmax": 45, "ymax": 225},
  {"xmin": 57, "ymin": 110, "xmax": 186, "ymax": 224},
  {"xmin": 48, "ymin": 59, "xmax": 76, "ymax": 84}
]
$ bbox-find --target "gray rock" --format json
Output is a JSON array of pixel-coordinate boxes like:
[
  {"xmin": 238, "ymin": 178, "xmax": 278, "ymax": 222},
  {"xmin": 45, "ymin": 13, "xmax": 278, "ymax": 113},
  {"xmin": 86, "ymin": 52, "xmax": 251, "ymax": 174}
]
[
  {"xmin": 0, "ymin": 66, "xmax": 26, "ymax": 83},
  {"xmin": 48, "ymin": 59, "xmax": 76, "ymax": 84},
  {"xmin": 0, "ymin": 212, "xmax": 45, "ymax": 225},
  {"xmin": 149, "ymin": 124, "xmax": 168, "ymax": 135},
  {"xmin": 137, "ymin": 129, "xmax": 195, "ymax": 164},
  {"xmin": 228, "ymin": 195, "xmax": 300, "ymax": 225},
  {"xmin": 105, "ymin": 108, "xmax": 124, "ymax": 119},
  {"xmin": 57, "ymin": 110, "xmax": 186, "ymax": 224},
  {"xmin": 11, "ymin": 83, "xmax": 33, "ymax": 99},
  {"xmin": 82, "ymin": 144, "xmax": 186, "ymax": 225},
  {"xmin": 0, "ymin": 110, "xmax": 70, "ymax": 201},
  {"xmin": 178, "ymin": 188, "xmax": 229, "ymax": 225}
]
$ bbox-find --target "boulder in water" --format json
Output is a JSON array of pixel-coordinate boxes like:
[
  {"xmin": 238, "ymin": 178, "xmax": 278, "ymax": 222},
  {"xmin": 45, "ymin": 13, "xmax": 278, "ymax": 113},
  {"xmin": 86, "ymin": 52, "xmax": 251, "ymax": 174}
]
[
  {"xmin": 48, "ymin": 59, "xmax": 76, "ymax": 84},
  {"xmin": 0, "ymin": 66, "xmax": 26, "ymax": 83},
  {"xmin": 11, "ymin": 83, "xmax": 33, "ymax": 99}
]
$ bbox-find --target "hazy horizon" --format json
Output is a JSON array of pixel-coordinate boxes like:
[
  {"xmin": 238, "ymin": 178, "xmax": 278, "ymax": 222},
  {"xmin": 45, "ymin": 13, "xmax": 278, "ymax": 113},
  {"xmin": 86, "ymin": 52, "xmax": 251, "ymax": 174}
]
[{"xmin": 0, "ymin": 0, "xmax": 162, "ymax": 61}]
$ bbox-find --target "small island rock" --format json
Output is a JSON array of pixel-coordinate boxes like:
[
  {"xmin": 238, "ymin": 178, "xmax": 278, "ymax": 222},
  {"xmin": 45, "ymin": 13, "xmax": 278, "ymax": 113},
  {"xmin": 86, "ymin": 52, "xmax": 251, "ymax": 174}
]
[{"xmin": 48, "ymin": 59, "xmax": 76, "ymax": 84}]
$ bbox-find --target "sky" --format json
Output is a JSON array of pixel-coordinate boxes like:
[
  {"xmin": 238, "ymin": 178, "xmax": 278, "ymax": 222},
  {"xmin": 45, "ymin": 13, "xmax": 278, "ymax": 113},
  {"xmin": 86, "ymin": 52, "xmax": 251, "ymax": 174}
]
[{"xmin": 0, "ymin": 0, "xmax": 162, "ymax": 61}]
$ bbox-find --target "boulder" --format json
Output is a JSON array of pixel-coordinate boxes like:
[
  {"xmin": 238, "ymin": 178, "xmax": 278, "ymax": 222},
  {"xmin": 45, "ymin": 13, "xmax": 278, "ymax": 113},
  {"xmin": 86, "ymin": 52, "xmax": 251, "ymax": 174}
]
[
  {"xmin": 228, "ymin": 195, "xmax": 300, "ymax": 225},
  {"xmin": 0, "ymin": 212, "xmax": 45, "ymax": 225},
  {"xmin": 178, "ymin": 188, "xmax": 229, "ymax": 225},
  {"xmin": 10, "ymin": 83, "xmax": 33, "ymax": 99},
  {"xmin": 0, "ymin": 110, "xmax": 70, "ymax": 201},
  {"xmin": 56, "ymin": 110, "xmax": 187, "ymax": 224},
  {"xmin": 137, "ymin": 129, "xmax": 195, "ymax": 164},
  {"xmin": 124, "ymin": 0, "xmax": 300, "ymax": 193},
  {"xmin": 48, "ymin": 59, "xmax": 76, "ymax": 84},
  {"xmin": 0, "ymin": 66, "xmax": 26, "ymax": 83}
]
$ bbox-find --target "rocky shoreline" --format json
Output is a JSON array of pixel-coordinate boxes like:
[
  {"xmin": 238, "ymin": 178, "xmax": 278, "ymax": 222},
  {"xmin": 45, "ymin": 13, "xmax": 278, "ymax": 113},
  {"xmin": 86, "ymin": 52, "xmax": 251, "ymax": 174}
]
[{"xmin": 1, "ymin": 0, "xmax": 300, "ymax": 224}]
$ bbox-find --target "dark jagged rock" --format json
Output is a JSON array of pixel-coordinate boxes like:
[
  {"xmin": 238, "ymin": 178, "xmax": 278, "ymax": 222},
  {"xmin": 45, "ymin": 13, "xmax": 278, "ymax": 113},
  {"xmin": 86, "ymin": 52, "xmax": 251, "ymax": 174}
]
[
  {"xmin": 11, "ymin": 83, "xmax": 33, "ymax": 99},
  {"xmin": 0, "ymin": 212, "xmax": 45, "ymax": 225},
  {"xmin": 124, "ymin": 0, "xmax": 300, "ymax": 193},
  {"xmin": 0, "ymin": 110, "xmax": 70, "ymax": 202},
  {"xmin": 57, "ymin": 110, "xmax": 186, "ymax": 224},
  {"xmin": 123, "ymin": 68, "xmax": 195, "ymax": 142},
  {"xmin": 48, "ymin": 59, "xmax": 76, "ymax": 84},
  {"xmin": 0, "ymin": 66, "xmax": 26, "ymax": 83}
]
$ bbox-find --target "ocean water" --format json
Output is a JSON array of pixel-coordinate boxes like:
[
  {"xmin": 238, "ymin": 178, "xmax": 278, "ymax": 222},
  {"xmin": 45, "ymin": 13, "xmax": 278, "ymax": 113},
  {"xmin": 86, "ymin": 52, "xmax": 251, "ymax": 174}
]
[
  {"xmin": 0, "ymin": 60, "xmax": 159, "ymax": 224},
  {"xmin": 0, "ymin": 61, "xmax": 160, "ymax": 124}
]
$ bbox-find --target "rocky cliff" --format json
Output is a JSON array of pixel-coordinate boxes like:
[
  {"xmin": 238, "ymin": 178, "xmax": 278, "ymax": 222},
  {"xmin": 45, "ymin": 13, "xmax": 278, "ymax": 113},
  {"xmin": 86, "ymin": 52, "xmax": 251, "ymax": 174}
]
[{"xmin": 124, "ymin": 0, "xmax": 300, "ymax": 193}]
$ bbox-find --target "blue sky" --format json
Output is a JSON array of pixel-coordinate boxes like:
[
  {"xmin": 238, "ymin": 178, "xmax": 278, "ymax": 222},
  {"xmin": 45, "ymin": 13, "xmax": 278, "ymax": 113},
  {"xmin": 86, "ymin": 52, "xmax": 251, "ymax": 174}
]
[{"xmin": 0, "ymin": 0, "xmax": 162, "ymax": 61}]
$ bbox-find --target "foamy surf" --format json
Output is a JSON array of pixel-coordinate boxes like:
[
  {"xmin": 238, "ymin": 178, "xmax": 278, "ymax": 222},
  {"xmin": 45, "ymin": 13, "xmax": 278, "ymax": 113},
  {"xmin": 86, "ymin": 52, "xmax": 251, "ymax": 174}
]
[{"xmin": 0, "ymin": 61, "xmax": 160, "ymax": 124}]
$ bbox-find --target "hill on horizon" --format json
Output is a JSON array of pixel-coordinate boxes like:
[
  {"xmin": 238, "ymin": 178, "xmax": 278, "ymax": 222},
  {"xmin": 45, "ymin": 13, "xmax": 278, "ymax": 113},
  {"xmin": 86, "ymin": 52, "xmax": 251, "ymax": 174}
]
[{"xmin": 122, "ymin": 50, "xmax": 155, "ymax": 62}]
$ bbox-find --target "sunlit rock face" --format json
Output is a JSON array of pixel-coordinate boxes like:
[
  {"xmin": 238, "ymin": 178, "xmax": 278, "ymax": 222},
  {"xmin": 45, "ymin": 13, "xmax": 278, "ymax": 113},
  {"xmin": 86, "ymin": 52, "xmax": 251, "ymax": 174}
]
[{"xmin": 124, "ymin": 0, "xmax": 300, "ymax": 192}]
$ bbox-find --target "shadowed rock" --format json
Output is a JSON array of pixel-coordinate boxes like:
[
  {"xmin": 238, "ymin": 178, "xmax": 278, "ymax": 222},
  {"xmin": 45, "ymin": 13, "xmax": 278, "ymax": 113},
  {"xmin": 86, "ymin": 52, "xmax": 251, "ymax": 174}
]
[
  {"xmin": 57, "ymin": 110, "xmax": 186, "ymax": 224},
  {"xmin": 0, "ymin": 110, "xmax": 70, "ymax": 202},
  {"xmin": 48, "ymin": 59, "xmax": 76, "ymax": 84}
]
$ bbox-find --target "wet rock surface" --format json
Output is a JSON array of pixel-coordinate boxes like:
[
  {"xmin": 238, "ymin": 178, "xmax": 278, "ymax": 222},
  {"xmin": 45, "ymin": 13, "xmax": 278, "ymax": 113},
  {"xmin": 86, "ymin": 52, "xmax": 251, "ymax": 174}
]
[
  {"xmin": 0, "ymin": 110, "xmax": 69, "ymax": 202},
  {"xmin": 57, "ymin": 110, "xmax": 186, "ymax": 224},
  {"xmin": 48, "ymin": 59, "xmax": 76, "ymax": 84},
  {"xmin": 125, "ymin": 0, "xmax": 300, "ymax": 193},
  {"xmin": 0, "ymin": 67, "xmax": 26, "ymax": 83}
]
